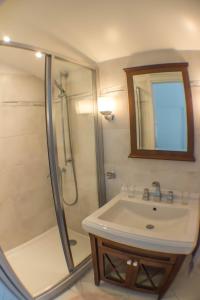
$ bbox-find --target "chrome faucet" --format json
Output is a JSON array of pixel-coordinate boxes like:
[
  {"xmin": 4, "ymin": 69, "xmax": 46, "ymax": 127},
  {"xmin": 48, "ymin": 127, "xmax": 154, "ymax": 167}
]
[
  {"xmin": 167, "ymin": 191, "xmax": 174, "ymax": 203},
  {"xmin": 152, "ymin": 181, "xmax": 161, "ymax": 202}
]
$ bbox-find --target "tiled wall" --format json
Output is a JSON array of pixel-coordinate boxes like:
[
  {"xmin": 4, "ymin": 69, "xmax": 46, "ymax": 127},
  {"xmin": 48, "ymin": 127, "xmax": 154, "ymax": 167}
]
[
  {"xmin": 0, "ymin": 69, "xmax": 56, "ymax": 251},
  {"xmin": 98, "ymin": 50, "xmax": 200, "ymax": 200}
]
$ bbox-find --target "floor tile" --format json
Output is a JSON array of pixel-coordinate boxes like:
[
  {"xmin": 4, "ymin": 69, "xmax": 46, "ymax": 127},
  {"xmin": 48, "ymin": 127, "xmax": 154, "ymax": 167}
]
[
  {"xmin": 172, "ymin": 270, "xmax": 200, "ymax": 300},
  {"xmin": 170, "ymin": 255, "xmax": 200, "ymax": 300},
  {"xmin": 55, "ymin": 270, "xmax": 178, "ymax": 300},
  {"xmin": 56, "ymin": 287, "xmax": 79, "ymax": 300}
]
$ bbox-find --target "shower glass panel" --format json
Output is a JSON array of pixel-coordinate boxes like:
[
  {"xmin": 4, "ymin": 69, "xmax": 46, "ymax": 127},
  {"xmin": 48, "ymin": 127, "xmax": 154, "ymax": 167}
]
[
  {"xmin": 53, "ymin": 58, "xmax": 99, "ymax": 267},
  {"xmin": 0, "ymin": 47, "xmax": 69, "ymax": 297}
]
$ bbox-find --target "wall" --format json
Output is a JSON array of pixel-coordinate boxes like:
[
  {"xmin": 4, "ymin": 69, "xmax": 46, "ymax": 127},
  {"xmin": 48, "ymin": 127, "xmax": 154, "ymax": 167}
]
[
  {"xmin": 0, "ymin": 65, "xmax": 56, "ymax": 250},
  {"xmin": 98, "ymin": 50, "xmax": 200, "ymax": 200}
]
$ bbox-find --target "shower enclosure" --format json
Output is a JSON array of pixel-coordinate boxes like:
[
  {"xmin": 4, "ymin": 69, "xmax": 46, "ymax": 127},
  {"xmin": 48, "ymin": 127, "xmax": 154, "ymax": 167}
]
[{"xmin": 0, "ymin": 42, "xmax": 105, "ymax": 300}]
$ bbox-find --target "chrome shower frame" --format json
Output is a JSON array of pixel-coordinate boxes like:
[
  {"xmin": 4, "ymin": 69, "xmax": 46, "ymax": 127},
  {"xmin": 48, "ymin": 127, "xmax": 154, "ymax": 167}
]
[{"xmin": 0, "ymin": 40, "xmax": 106, "ymax": 300}]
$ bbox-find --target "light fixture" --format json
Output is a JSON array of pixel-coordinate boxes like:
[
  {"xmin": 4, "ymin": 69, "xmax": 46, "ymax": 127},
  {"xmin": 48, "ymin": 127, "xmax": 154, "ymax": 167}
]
[
  {"xmin": 35, "ymin": 51, "xmax": 43, "ymax": 59},
  {"xmin": 98, "ymin": 96, "xmax": 114, "ymax": 121},
  {"xmin": 3, "ymin": 35, "xmax": 11, "ymax": 43}
]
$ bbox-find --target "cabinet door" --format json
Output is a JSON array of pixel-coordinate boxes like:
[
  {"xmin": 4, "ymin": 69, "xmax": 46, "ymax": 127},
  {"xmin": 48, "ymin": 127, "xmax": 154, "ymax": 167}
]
[
  {"xmin": 133, "ymin": 259, "xmax": 172, "ymax": 292},
  {"xmin": 99, "ymin": 248, "xmax": 136, "ymax": 287}
]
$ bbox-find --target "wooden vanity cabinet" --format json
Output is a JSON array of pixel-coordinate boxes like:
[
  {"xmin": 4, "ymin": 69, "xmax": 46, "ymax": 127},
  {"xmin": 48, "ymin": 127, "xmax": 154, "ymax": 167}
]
[{"xmin": 90, "ymin": 235, "xmax": 185, "ymax": 300}]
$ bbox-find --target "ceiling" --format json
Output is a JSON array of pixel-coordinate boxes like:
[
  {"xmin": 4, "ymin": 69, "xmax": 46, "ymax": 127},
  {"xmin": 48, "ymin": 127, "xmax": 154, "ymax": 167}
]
[{"xmin": 0, "ymin": 0, "xmax": 200, "ymax": 62}]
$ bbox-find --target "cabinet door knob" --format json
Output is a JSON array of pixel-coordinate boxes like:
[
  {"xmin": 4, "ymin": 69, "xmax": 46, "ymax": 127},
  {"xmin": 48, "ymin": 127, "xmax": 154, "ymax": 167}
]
[
  {"xmin": 132, "ymin": 261, "xmax": 138, "ymax": 267},
  {"xmin": 127, "ymin": 259, "xmax": 132, "ymax": 265}
]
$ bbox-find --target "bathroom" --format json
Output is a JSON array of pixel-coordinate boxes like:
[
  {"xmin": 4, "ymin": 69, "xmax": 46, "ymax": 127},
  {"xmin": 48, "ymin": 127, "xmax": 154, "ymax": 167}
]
[{"xmin": 0, "ymin": 1, "xmax": 200, "ymax": 300}]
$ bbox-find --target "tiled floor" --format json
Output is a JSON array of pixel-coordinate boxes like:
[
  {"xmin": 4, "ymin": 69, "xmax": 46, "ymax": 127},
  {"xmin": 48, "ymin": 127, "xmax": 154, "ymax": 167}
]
[{"xmin": 55, "ymin": 256, "xmax": 200, "ymax": 300}]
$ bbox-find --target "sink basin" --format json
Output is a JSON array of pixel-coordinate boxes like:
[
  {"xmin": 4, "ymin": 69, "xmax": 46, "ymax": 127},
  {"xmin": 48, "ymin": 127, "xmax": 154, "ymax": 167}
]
[
  {"xmin": 99, "ymin": 200, "xmax": 188, "ymax": 234},
  {"xmin": 82, "ymin": 193, "xmax": 199, "ymax": 254}
]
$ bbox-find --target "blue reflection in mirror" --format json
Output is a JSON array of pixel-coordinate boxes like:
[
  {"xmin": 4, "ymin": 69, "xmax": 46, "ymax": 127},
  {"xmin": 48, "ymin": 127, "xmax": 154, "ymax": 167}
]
[{"xmin": 152, "ymin": 82, "xmax": 187, "ymax": 151}]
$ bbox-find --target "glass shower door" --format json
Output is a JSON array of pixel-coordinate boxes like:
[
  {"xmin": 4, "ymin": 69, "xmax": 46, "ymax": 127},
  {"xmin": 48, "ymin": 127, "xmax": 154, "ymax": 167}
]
[
  {"xmin": 0, "ymin": 47, "xmax": 69, "ymax": 297},
  {"xmin": 53, "ymin": 57, "xmax": 99, "ymax": 268},
  {"xmin": 0, "ymin": 44, "xmax": 103, "ymax": 300}
]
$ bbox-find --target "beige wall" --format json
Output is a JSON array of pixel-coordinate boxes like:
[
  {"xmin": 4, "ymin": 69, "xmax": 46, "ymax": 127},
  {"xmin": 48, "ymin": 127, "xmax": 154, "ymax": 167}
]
[
  {"xmin": 98, "ymin": 50, "xmax": 200, "ymax": 200},
  {"xmin": 0, "ymin": 66, "xmax": 56, "ymax": 251}
]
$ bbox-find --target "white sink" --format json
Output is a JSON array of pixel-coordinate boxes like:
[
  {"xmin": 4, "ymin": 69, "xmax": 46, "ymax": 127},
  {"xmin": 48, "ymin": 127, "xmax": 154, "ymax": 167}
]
[{"xmin": 82, "ymin": 193, "xmax": 200, "ymax": 254}]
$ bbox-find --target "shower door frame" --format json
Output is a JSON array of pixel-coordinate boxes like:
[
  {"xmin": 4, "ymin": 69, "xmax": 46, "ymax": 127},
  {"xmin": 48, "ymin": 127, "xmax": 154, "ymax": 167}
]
[
  {"xmin": 45, "ymin": 54, "xmax": 74, "ymax": 272},
  {"xmin": 0, "ymin": 41, "xmax": 106, "ymax": 300}
]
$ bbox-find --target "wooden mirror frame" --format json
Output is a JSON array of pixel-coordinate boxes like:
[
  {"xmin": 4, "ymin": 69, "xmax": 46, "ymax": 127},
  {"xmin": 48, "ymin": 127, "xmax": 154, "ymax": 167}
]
[{"xmin": 124, "ymin": 63, "xmax": 195, "ymax": 161}]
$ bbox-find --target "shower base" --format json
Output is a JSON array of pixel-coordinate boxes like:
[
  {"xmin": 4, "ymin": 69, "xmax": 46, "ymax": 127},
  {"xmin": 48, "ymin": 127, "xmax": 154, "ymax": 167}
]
[{"xmin": 5, "ymin": 226, "xmax": 90, "ymax": 297}]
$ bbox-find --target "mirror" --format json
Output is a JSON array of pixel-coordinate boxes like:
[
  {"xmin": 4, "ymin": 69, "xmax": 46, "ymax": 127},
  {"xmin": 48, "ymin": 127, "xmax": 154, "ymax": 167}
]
[{"xmin": 124, "ymin": 63, "xmax": 194, "ymax": 161}]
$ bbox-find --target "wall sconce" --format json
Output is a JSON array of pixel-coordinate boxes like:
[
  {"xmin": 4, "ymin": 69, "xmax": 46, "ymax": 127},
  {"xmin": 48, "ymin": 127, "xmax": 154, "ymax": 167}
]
[{"xmin": 98, "ymin": 96, "xmax": 114, "ymax": 121}]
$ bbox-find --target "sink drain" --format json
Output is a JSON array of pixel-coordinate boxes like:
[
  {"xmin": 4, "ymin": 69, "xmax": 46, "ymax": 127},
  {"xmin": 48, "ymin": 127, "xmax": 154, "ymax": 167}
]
[{"xmin": 146, "ymin": 224, "xmax": 155, "ymax": 230}]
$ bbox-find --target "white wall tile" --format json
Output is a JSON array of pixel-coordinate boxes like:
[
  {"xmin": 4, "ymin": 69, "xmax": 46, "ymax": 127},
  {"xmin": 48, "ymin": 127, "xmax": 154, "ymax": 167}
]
[{"xmin": 0, "ymin": 71, "xmax": 55, "ymax": 250}]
